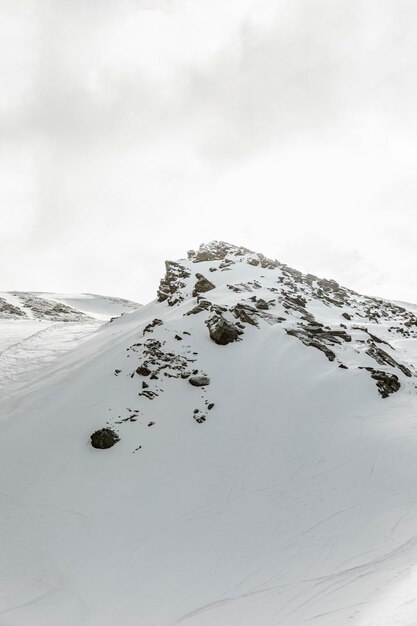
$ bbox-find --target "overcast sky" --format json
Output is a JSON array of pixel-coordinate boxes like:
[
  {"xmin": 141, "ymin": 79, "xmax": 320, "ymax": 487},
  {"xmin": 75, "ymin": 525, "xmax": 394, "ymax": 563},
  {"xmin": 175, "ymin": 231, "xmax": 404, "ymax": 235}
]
[{"xmin": 1, "ymin": 0, "xmax": 416, "ymax": 304}]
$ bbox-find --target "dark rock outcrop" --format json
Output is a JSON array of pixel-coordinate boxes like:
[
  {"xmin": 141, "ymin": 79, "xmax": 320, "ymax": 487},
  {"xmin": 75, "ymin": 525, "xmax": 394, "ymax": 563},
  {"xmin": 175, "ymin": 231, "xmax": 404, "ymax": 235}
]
[
  {"xmin": 365, "ymin": 368, "xmax": 401, "ymax": 398},
  {"xmin": 189, "ymin": 375, "xmax": 210, "ymax": 387},
  {"xmin": 188, "ymin": 241, "xmax": 251, "ymax": 263},
  {"xmin": 90, "ymin": 428, "xmax": 120, "ymax": 449},
  {"xmin": 157, "ymin": 261, "xmax": 191, "ymax": 306},
  {"xmin": 206, "ymin": 314, "xmax": 242, "ymax": 345},
  {"xmin": 192, "ymin": 274, "xmax": 215, "ymax": 297}
]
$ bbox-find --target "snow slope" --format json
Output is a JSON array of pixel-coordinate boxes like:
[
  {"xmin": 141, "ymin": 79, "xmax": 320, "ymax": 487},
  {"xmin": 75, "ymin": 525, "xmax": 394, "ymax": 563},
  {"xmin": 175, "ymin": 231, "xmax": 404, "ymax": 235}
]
[
  {"xmin": 0, "ymin": 292, "xmax": 141, "ymax": 406},
  {"xmin": 0, "ymin": 242, "xmax": 416, "ymax": 626}
]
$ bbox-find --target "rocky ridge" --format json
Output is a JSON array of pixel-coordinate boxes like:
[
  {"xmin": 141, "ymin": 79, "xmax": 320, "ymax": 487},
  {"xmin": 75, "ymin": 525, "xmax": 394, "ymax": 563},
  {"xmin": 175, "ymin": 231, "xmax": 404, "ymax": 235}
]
[{"xmin": 103, "ymin": 241, "xmax": 417, "ymax": 449}]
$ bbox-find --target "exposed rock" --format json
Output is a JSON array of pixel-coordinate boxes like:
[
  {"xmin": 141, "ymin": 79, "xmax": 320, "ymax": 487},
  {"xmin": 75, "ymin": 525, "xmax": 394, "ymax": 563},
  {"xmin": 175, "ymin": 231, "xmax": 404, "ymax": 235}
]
[
  {"xmin": 143, "ymin": 319, "xmax": 163, "ymax": 335},
  {"xmin": 136, "ymin": 365, "xmax": 151, "ymax": 376},
  {"xmin": 366, "ymin": 344, "xmax": 412, "ymax": 377},
  {"xmin": 189, "ymin": 375, "xmax": 210, "ymax": 387},
  {"xmin": 0, "ymin": 298, "xmax": 27, "ymax": 318},
  {"xmin": 192, "ymin": 274, "xmax": 215, "ymax": 297},
  {"xmin": 189, "ymin": 241, "xmax": 252, "ymax": 263},
  {"xmin": 206, "ymin": 314, "xmax": 243, "ymax": 345},
  {"xmin": 257, "ymin": 253, "xmax": 280, "ymax": 269},
  {"xmin": 90, "ymin": 428, "xmax": 120, "ymax": 449},
  {"xmin": 365, "ymin": 368, "xmax": 401, "ymax": 398},
  {"xmin": 232, "ymin": 303, "xmax": 258, "ymax": 327},
  {"xmin": 157, "ymin": 261, "xmax": 191, "ymax": 306},
  {"xmin": 256, "ymin": 299, "xmax": 269, "ymax": 310}
]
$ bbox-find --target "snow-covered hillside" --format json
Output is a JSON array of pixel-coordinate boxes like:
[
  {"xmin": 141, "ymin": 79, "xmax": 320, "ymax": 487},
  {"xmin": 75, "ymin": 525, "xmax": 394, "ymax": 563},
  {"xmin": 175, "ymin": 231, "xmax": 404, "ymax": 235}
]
[
  {"xmin": 1, "ymin": 242, "xmax": 417, "ymax": 626},
  {"xmin": 0, "ymin": 292, "xmax": 141, "ymax": 405}
]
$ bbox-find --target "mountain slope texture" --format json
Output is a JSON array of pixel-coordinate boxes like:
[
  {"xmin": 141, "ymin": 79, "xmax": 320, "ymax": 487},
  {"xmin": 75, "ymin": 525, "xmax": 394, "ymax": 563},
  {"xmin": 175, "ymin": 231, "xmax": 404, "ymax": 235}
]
[{"xmin": 1, "ymin": 241, "xmax": 417, "ymax": 626}]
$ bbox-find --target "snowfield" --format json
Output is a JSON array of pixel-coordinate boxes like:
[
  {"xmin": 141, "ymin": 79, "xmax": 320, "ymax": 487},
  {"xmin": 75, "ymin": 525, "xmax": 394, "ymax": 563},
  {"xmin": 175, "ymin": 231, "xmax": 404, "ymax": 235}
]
[{"xmin": 0, "ymin": 242, "xmax": 416, "ymax": 626}]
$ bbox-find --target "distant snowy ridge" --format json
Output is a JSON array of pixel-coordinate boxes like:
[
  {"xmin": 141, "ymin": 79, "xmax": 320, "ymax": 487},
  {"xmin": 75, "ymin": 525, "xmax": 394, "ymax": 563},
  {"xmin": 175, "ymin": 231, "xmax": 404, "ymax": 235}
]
[
  {"xmin": 0, "ymin": 291, "xmax": 141, "ymax": 322},
  {"xmin": 0, "ymin": 291, "xmax": 141, "ymax": 401}
]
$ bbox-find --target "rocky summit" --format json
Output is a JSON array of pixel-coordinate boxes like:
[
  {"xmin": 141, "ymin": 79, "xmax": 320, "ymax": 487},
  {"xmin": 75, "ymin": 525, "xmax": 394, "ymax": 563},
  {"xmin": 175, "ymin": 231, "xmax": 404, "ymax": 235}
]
[{"xmin": 1, "ymin": 241, "xmax": 417, "ymax": 626}]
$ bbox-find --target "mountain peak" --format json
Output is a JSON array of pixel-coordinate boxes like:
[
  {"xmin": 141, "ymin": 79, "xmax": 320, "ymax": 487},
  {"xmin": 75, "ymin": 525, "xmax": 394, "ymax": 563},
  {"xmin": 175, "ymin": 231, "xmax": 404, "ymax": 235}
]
[{"xmin": 154, "ymin": 241, "xmax": 416, "ymax": 399}]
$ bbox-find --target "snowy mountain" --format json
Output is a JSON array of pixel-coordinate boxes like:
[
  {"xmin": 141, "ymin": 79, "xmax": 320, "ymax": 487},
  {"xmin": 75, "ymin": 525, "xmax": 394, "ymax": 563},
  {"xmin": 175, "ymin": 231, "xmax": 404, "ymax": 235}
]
[{"xmin": 1, "ymin": 242, "xmax": 417, "ymax": 626}]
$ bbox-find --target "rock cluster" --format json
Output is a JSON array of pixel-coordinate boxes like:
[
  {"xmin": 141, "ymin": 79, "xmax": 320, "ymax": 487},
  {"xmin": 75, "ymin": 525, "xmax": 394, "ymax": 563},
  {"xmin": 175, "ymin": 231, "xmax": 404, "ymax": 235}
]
[
  {"xmin": 364, "ymin": 368, "xmax": 401, "ymax": 398},
  {"xmin": 0, "ymin": 297, "xmax": 26, "ymax": 318},
  {"xmin": 157, "ymin": 261, "xmax": 191, "ymax": 306}
]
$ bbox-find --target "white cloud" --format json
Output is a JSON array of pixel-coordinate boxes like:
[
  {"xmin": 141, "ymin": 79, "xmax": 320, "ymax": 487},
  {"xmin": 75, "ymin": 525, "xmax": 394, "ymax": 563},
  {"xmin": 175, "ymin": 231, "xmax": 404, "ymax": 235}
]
[{"xmin": 0, "ymin": 0, "xmax": 416, "ymax": 303}]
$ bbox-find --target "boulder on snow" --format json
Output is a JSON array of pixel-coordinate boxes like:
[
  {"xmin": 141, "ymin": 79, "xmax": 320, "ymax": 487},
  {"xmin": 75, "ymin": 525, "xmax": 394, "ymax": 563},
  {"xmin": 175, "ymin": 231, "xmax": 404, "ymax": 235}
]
[
  {"xmin": 136, "ymin": 364, "xmax": 151, "ymax": 376},
  {"xmin": 188, "ymin": 375, "xmax": 210, "ymax": 387},
  {"xmin": 255, "ymin": 299, "xmax": 269, "ymax": 310},
  {"xmin": 192, "ymin": 273, "xmax": 215, "ymax": 297},
  {"xmin": 90, "ymin": 428, "xmax": 120, "ymax": 449},
  {"xmin": 206, "ymin": 314, "xmax": 242, "ymax": 345}
]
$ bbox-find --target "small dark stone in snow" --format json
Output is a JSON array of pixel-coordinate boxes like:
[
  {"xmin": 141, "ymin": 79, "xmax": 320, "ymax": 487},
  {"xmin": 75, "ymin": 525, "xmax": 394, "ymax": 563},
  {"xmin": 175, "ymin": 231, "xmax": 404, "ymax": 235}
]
[
  {"xmin": 136, "ymin": 365, "xmax": 151, "ymax": 376},
  {"xmin": 142, "ymin": 381, "xmax": 149, "ymax": 389},
  {"xmin": 175, "ymin": 335, "xmax": 183, "ymax": 340},
  {"xmin": 208, "ymin": 403, "xmax": 214, "ymax": 410},
  {"xmin": 342, "ymin": 312, "xmax": 352, "ymax": 320},
  {"xmin": 114, "ymin": 369, "xmax": 121, "ymax": 375},
  {"xmin": 339, "ymin": 364, "xmax": 348, "ymax": 369},
  {"xmin": 90, "ymin": 428, "xmax": 120, "ymax": 449},
  {"xmin": 148, "ymin": 421, "xmax": 155, "ymax": 427},
  {"xmin": 189, "ymin": 376, "xmax": 211, "ymax": 387}
]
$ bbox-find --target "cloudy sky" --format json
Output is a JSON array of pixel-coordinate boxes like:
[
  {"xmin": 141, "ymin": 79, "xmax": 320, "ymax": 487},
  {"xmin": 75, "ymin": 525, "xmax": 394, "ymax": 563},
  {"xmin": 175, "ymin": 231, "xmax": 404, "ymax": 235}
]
[{"xmin": 1, "ymin": 0, "xmax": 416, "ymax": 304}]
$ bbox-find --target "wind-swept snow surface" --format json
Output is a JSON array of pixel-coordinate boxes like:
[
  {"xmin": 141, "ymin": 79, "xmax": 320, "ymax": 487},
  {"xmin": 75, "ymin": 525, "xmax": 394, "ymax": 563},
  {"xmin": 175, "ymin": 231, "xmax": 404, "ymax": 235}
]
[{"xmin": 0, "ymin": 242, "xmax": 416, "ymax": 626}]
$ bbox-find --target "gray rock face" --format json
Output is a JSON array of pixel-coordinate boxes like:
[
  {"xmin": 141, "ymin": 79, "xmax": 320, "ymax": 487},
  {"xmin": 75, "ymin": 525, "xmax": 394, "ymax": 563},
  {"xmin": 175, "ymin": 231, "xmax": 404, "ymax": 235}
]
[
  {"xmin": 157, "ymin": 261, "xmax": 191, "ymax": 306},
  {"xmin": 192, "ymin": 274, "xmax": 215, "ymax": 297},
  {"xmin": 188, "ymin": 241, "xmax": 252, "ymax": 263},
  {"xmin": 206, "ymin": 314, "xmax": 242, "ymax": 345},
  {"xmin": 188, "ymin": 375, "xmax": 210, "ymax": 387},
  {"xmin": 90, "ymin": 428, "xmax": 120, "ymax": 449},
  {"xmin": 256, "ymin": 299, "xmax": 269, "ymax": 310}
]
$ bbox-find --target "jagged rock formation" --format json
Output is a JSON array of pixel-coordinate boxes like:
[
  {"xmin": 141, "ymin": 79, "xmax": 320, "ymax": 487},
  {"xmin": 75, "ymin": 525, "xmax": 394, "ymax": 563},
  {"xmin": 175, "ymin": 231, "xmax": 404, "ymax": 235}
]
[{"xmin": 157, "ymin": 261, "xmax": 191, "ymax": 306}]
